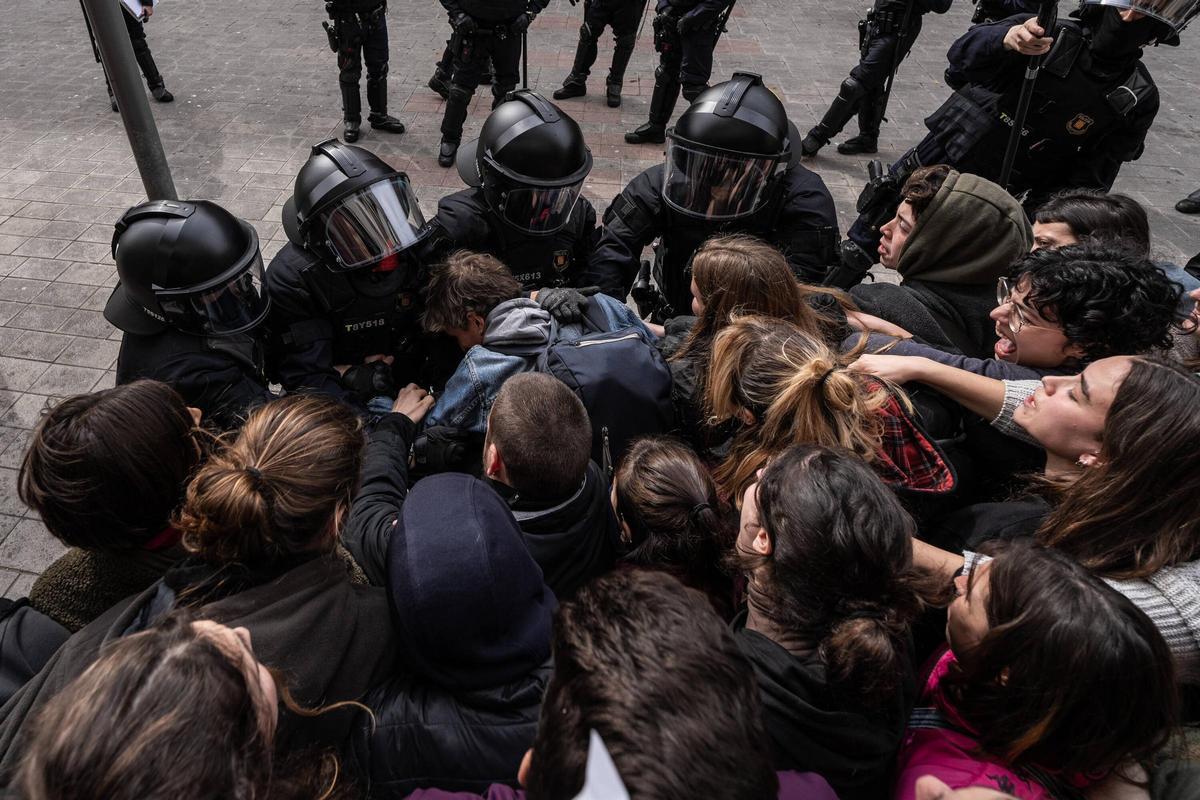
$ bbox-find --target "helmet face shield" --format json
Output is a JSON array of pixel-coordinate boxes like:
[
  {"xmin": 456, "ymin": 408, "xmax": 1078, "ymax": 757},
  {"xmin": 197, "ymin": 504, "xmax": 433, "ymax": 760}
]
[
  {"xmin": 1083, "ymin": 0, "xmax": 1199, "ymax": 30},
  {"xmin": 156, "ymin": 251, "xmax": 270, "ymax": 336},
  {"xmin": 662, "ymin": 137, "xmax": 779, "ymax": 221},
  {"xmin": 494, "ymin": 181, "xmax": 585, "ymax": 235},
  {"xmin": 321, "ymin": 175, "xmax": 426, "ymax": 270}
]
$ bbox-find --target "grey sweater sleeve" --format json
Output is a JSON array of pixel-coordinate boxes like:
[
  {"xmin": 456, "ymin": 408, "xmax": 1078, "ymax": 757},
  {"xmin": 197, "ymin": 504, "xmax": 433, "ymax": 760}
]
[
  {"xmin": 857, "ymin": 335, "xmax": 1045, "ymax": 380},
  {"xmin": 990, "ymin": 380, "xmax": 1041, "ymax": 447},
  {"xmin": 1103, "ymin": 560, "xmax": 1200, "ymax": 665}
]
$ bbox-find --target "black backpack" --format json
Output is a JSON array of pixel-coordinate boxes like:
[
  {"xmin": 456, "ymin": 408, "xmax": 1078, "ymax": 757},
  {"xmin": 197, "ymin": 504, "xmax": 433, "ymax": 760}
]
[{"xmin": 537, "ymin": 304, "xmax": 675, "ymax": 477}]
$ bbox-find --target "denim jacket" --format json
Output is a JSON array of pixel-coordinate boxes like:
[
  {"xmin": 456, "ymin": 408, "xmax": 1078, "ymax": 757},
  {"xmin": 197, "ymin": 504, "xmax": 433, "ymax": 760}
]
[{"xmin": 426, "ymin": 297, "xmax": 655, "ymax": 434}]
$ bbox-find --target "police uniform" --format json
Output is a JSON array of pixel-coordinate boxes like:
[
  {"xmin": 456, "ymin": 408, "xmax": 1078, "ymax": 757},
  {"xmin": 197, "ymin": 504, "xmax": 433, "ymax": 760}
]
[
  {"xmin": 846, "ymin": 9, "xmax": 1162, "ymax": 256},
  {"xmin": 801, "ymin": 0, "xmax": 953, "ymax": 156},
  {"xmin": 970, "ymin": 0, "xmax": 1038, "ymax": 25},
  {"xmin": 428, "ymin": 188, "xmax": 599, "ymax": 291},
  {"xmin": 325, "ymin": 0, "xmax": 404, "ymax": 137},
  {"xmin": 80, "ymin": 0, "xmax": 171, "ymax": 108},
  {"xmin": 264, "ymin": 242, "xmax": 426, "ymax": 406},
  {"xmin": 587, "ymin": 161, "xmax": 840, "ymax": 317},
  {"xmin": 555, "ymin": 0, "xmax": 650, "ymax": 103},
  {"xmin": 116, "ymin": 329, "xmax": 272, "ymax": 432}
]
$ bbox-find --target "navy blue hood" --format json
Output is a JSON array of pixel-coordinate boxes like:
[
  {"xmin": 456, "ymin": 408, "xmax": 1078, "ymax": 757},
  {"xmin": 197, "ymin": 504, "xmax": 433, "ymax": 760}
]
[{"xmin": 386, "ymin": 473, "xmax": 555, "ymax": 691}]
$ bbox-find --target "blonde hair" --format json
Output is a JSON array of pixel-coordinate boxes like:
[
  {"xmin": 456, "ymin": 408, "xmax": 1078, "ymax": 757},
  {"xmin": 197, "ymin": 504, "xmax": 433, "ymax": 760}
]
[
  {"xmin": 705, "ymin": 315, "xmax": 890, "ymax": 501},
  {"xmin": 175, "ymin": 395, "xmax": 365, "ymax": 565}
]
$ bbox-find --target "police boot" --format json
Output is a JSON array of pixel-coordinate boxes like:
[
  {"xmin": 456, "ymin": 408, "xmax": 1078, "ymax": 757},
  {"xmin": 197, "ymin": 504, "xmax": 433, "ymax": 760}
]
[
  {"xmin": 1176, "ymin": 189, "xmax": 1200, "ymax": 215},
  {"xmin": 553, "ymin": 77, "xmax": 587, "ymax": 100},
  {"xmin": 838, "ymin": 95, "xmax": 883, "ymax": 155},
  {"xmin": 605, "ymin": 32, "xmax": 637, "ymax": 108},
  {"xmin": 803, "ymin": 76, "xmax": 864, "ymax": 156},
  {"xmin": 367, "ymin": 78, "xmax": 406, "ymax": 134},
  {"xmin": 341, "ymin": 82, "xmax": 362, "ymax": 142},
  {"xmin": 555, "ymin": 22, "xmax": 598, "ymax": 100},
  {"xmin": 625, "ymin": 73, "xmax": 680, "ymax": 144}
]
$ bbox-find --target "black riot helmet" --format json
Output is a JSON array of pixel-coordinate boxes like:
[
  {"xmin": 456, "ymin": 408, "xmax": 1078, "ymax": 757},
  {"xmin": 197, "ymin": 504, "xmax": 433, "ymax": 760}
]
[
  {"xmin": 1080, "ymin": 0, "xmax": 1199, "ymax": 34},
  {"xmin": 455, "ymin": 90, "xmax": 593, "ymax": 236},
  {"xmin": 664, "ymin": 72, "xmax": 799, "ymax": 221},
  {"xmin": 105, "ymin": 199, "xmax": 269, "ymax": 337},
  {"xmin": 283, "ymin": 139, "xmax": 427, "ymax": 271}
]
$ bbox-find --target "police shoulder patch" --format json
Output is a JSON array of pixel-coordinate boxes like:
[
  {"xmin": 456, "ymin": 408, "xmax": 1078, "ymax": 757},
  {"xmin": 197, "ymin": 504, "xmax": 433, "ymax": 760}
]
[{"xmin": 1066, "ymin": 114, "xmax": 1094, "ymax": 135}]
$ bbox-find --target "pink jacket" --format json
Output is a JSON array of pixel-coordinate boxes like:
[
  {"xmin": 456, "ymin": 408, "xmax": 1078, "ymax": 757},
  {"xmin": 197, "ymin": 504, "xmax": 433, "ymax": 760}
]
[{"xmin": 893, "ymin": 648, "xmax": 1085, "ymax": 800}]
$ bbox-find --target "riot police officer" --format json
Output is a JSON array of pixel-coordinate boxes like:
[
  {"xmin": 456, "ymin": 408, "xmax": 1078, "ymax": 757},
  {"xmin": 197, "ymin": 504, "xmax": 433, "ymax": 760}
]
[
  {"xmin": 552, "ymin": 0, "xmax": 650, "ymax": 108},
  {"xmin": 104, "ymin": 200, "xmax": 274, "ymax": 431},
  {"xmin": 436, "ymin": 0, "xmax": 551, "ymax": 167},
  {"xmin": 323, "ymin": 0, "xmax": 407, "ymax": 142},
  {"xmin": 265, "ymin": 140, "xmax": 431, "ymax": 409},
  {"xmin": 589, "ymin": 72, "xmax": 840, "ymax": 319},
  {"xmin": 80, "ymin": 0, "xmax": 173, "ymax": 111},
  {"xmin": 836, "ymin": 0, "xmax": 1189, "ymax": 286},
  {"xmin": 799, "ymin": 0, "xmax": 953, "ymax": 158},
  {"xmin": 624, "ymin": 0, "xmax": 734, "ymax": 144},
  {"xmin": 429, "ymin": 90, "xmax": 599, "ymax": 291}
]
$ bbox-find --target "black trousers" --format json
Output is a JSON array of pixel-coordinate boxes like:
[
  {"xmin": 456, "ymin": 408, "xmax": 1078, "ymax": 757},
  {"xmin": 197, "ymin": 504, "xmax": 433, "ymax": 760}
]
[
  {"xmin": 566, "ymin": 0, "xmax": 647, "ymax": 85},
  {"xmin": 439, "ymin": 29, "xmax": 522, "ymax": 142},
  {"xmin": 335, "ymin": 7, "xmax": 390, "ymax": 122},
  {"xmin": 80, "ymin": 0, "xmax": 164, "ymax": 91}
]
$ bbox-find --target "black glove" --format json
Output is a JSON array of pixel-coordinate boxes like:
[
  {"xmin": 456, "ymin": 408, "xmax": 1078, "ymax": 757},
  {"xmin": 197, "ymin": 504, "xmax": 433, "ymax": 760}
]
[
  {"xmin": 412, "ymin": 425, "xmax": 479, "ymax": 474},
  {"xmin": 511, "ymin": 11, "xmax": 533, "ymax": 33},
  {"xmin": 538, "ymin": 286, "xmax": 600, "ymax": 325},
  {"xmin": 452, "ymin": 12, "xmax": 478, "ymax": 34},
  {"xmin": 340, "ymin": 361, "xmax": 398, "ymax": 403}
]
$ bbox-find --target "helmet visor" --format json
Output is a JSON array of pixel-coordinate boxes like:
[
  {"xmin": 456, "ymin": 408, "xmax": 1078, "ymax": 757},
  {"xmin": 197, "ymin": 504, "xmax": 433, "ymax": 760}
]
[
  {"xmin": 662, "ymin": 138, "xmax": 777, "ymax": 220},
  {"xmin": 156, "ymin": 252, "xmax": 270, "ymax": 336},
  {"xmin": 1084, "ymin": 0, "xmax": 1200, "ymax": 29},
  {"xmin": 496, "ymin": 182, "xmax": 584, "ymax": 234},
  {"xmin": 322, "ymin": 175, "xmax": 426, "ymax": 270}
]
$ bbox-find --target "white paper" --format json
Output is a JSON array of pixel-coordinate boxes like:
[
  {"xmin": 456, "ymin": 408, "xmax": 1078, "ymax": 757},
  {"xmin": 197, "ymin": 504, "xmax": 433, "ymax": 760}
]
[
  {"xmin": 571, "ymin": 730, "xmax": 630, "ymax": 800},
  {"xmin": 120, "ymin": 0, "xmax": 150, "ymax": 20}
]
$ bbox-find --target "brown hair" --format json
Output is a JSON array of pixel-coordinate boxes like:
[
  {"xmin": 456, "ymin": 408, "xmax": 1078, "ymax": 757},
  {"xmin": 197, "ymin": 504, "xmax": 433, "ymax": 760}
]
[
  {"xmin": 421, "ymin": 249, "xmax": 522, "ymax": 333},
  {"xmin": 175, "ymin": 395, "xmax": 364, "ymax": 566},
  {"xmin": 16, "ymin": 613, "xmax": 351, "ymax": 800},
  {"xmin": 705, "ymin": 315, "xmax": 890, "ymax": 502},
  {"xmin": 738, "ymin": 445, "xmax": 928, "ymax": 706},
  {"xmin": 945, "ymin": 541, "xmax": 1177, "ymax": 778},
  {"xmin": 486, "ymin": 372, "xmax": 592, "ymax": 501},
  {"xmin": 1036, "ymin": 357, "xmax": 1200, "ymax": 580},
  {"xmin": 901, "ymin": 165, "xmax": 953, "ymax": 218},
  {"xmin": 18, "ymin": 380, "xmax": 201, "ymax": 551},
  {"xmin": 613, "ymin": 436, "xmax": 733, "ymax": 615}
]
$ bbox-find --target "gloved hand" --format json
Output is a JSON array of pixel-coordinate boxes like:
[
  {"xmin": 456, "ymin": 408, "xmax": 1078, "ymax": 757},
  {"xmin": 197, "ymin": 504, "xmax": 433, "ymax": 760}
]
[
  {"xmin": 412, "ymin": 425, "xmax": 481, "ymax": 474},
  {"xmin": 511, "ymin": 11, "xmax": 534, "ymax": 33},
  {"xmin": 340, "ymin": 361, "xmax": 398, "ymax": 404},
  {"xmin": 537, "ymin": 286, "xmax": 600, "ymax": 325},
  {"xmin": 452, "ymin": 12, "xmax": 478, "ymax": 34}
]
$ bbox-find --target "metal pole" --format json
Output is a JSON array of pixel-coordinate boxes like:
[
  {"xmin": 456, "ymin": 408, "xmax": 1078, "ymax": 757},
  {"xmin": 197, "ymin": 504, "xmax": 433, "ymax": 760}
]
[
  {"xmin": 998, "ymin": 0, "xmax": 1058, "ymax": 190},
  {"xmin": 522, "ymin": 31, "xmax": 529, "ymax": 89},
  {"xmin": 80, "ymin": 0, "xmax": 177, "ymax": 200}
]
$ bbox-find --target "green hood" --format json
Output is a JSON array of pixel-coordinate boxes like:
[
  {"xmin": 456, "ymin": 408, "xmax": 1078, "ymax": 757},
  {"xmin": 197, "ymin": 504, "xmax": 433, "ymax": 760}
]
[{"xmin": 896, "ymin": 170, "xmax": 1033, "ymax": 286}]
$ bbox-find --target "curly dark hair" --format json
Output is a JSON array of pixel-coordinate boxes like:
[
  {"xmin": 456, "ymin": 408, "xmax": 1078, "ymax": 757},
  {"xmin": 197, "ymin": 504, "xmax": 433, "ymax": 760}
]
[
  {"xmin": 900, "ymin": 165, "xmax": 953, "ymax": 218},
  {"xmin": 1011, "ymin": 242, "xmax": 1183, "ymax": 361}
]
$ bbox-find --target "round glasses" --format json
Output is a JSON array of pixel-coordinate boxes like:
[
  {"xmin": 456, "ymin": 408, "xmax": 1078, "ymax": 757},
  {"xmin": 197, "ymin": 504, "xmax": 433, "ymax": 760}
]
[{"xmin": 996, "ymin": 277, "xmax": 1031, "ymax": 334}]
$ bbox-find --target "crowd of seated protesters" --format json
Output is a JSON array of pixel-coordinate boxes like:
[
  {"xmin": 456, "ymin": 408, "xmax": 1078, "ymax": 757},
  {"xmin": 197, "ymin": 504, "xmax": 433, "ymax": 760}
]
[{"xmin": 1, "ymin": 173, "xmax": 1199, "ymax": 800}]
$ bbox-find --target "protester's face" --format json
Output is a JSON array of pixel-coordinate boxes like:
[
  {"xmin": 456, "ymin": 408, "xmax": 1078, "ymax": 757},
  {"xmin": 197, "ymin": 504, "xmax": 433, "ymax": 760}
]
[
  {"xmin": 1013, "ymin": 356, "xmax": 1133, "ymax": 464},
  {"xmin": 1030, "ymin": 221, "xmax": 1078, "ymax": 251},
  {"xmin": 990, "ymin": 277, "xmax": 1081, "ymax": 367},
  {"xmin": 192, "ymin": 620, "xmax": 278, "ymax": 740},
  {"xmin": 878, "ymin": 201, "xmax": 915, "ymax": 270},
  {"xmin": 947, "ymin": 562, "xmax": 991, "ymax": 656},
  {"xmin": 737, "ymin": 482, "xmax": 766, "ymax": 556},
  {"xmin": 690, "ymin": 278, "xmax": 705, "ymax": 317},
  {"xmin": 444, "ymin": 312, "xmax": 487, "ymax": 352}
]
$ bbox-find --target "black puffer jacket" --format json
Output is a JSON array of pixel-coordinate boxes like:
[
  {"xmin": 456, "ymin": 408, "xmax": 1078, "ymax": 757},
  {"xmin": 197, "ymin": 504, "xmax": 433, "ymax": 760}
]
[{"xmin": 357, "ymin": 474, "xmax": 555, "ymax": 796}]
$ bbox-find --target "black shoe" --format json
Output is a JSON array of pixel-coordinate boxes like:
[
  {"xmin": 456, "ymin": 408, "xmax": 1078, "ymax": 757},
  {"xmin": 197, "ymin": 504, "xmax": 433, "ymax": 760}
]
[
  {"xmin": 344, "ymin": 120, "xmax": 361, "ymax": 142},
  {"xmin": 837, "ymin": 134, "xmax": 878, "ymax": 155},
  {"xmin": 552, "ymin": 82, "xmax": 586, "ymax": 101},
  {"xmin": 800, "ymin": 131, "xmax": 825, "ymax": 157},
  {"xmin": 428, "ymin": 71, "xmax": 450, "ymax": 100},
  {"xmin": 438, "ymin": 140, "xmax": 458, "ymax": 168},
  {"xmin": 369, "ymin": 113, "xmax": 406, "ymax": 134},
  {"xmin": 1176, "ymin": 190, "xmax": 1200, "ymax": 215},
  {"xmin": 625, "ymin": 123, "xmax": 665, "ymax": 145},
  {"xmin": 479, "ymin": 71, "xmax": 493, "ymax": 86},
  {"xmin": 606, "ymin": 83, "xmax": 622, "ymax": 108},
  {"xmin": 108, "ymin": 92, "xmax": 118, "ymax": 112},
  {"xmin": 151, "ymin": 86, "xmax": 174, "ymax": 103}
]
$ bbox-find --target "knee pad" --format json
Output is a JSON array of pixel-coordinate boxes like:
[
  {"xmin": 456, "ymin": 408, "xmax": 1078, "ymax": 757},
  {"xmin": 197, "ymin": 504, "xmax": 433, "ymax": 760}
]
[
  {"xmin": 838, "ymin": 74, "xmax": 868, "ymax": 104},
  {"xmin": 654, "ymin": 64, "xmax": 676, "ymax": 83},
  {"xmin": 449, "ymin": 86, "xmax": 474, "ymax": 104},
  {"xmin": 614, "ymin": 31, "xmax": 637, "ymax": 50},
  {"xmin": 580, "ymin": 22, "xmax": 597, "ymax": 41}
]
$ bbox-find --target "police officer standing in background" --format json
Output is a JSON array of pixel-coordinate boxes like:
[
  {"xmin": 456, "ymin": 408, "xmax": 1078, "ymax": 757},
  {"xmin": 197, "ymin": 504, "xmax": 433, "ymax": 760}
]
[
  {"xmin": 323, "ymin": 0, "xmax": 408, "ymax": 142},
  {"xmin": 80, "ymin": 0, "xmax": 173, "ymax": 112},
  {"xmin": 436, "ymin": 0, "xmax": 550, "ymax": 167},
  {"xmin": 837, "ymin": 0, "xmax": 1190, "ymax": 284},
  {"xmin": 265, "ymin": 140, "xmax": 431, "ymax": 410},
  {"xmin": 552, "ymin": 0, "xmax": 650, "ymax": 108},
  {"xmin": 105, "ymin": 200, "xmax": 274, "ymax": 431},
  {"xmin": 800, "ymin": 0, "xmax": 953, "ymax": 158},
  {"xmin": 591, "ymin": 73, "xmax": 839, "ymax": 319},
  {"xmin": 624, "ymin": 0, "xmax": 734, "ymax": 144},
  {"xmin": 431, "ymin": 91, "xmax": 599, "ymax": 291}
]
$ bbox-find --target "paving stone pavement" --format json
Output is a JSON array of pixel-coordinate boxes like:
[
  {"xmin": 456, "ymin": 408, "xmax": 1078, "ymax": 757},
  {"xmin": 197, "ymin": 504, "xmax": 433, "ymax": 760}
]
[{"xmin": 0, "ymin": 0, "xmax": 1197, "ymax": 590}]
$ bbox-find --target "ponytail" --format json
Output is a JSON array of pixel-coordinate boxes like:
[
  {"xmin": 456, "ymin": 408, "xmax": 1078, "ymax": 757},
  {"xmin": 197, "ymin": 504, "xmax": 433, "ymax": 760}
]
[{"xmin": 176, "ymin": 395, "xmax": 365, "ymax": 566}]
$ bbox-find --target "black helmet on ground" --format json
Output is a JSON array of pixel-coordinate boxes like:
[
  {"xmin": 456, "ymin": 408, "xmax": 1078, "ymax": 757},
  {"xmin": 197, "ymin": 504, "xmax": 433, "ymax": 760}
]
[
  {"xmin": 455, "ymin": 90, "xmax": 593, "ymax": 236},
  {"xmin": 664, "ymin": 72, "xmax": 800, "ymax": 221},
  {"xmin": 105, "ymin": 199, "xmax": 269, "ymax": 337},
  {"xmin": 283, "ymin": 138, "xmax": 427, "ymax": 271}
]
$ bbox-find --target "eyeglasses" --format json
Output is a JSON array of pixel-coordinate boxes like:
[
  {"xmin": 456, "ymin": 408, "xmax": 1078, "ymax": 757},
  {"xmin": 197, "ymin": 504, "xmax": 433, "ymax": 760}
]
[{"xmin": 996, "ymin": 277, "xmax": 1035, "ymax": 334}]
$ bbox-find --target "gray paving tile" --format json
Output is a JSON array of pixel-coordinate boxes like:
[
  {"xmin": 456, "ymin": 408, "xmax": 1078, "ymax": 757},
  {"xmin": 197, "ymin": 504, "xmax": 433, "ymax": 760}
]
[
  {"xmin": 28, "ymin": 363, "xmax": 104, "ymax": 395},
  {"xmin": 2, "ymin": 572, "xmax": 36, "ymax": 600},
  {"xmin": 57, "ymin": 336, "xmax": 119, "ymax": 369},
  {"xmin": 0, "ymin": 518, "xmax": 67, "ymax": 574},
  {"xmin": 7, "ymin": 331, "xmax": 72, "ymax": 362},
  {"xmin": 0, "ymin": 467, "xmax": 25, "ymax": 516},
  {"xmin": 0, "ymin": 392, "xmax": 53, "ymax": 430},
  {"xmin": 0, "ymin": 356, "xmax": 48, "ymax": 392}
]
